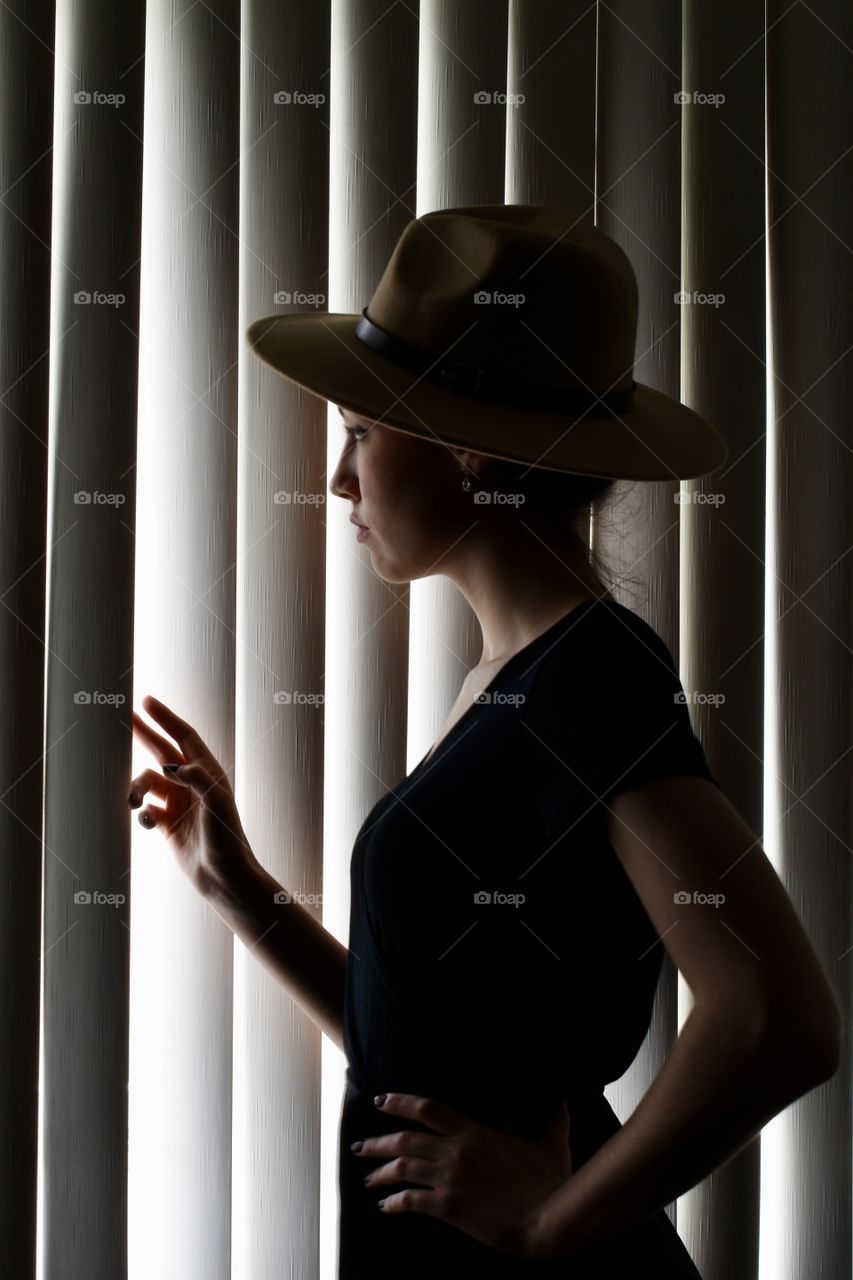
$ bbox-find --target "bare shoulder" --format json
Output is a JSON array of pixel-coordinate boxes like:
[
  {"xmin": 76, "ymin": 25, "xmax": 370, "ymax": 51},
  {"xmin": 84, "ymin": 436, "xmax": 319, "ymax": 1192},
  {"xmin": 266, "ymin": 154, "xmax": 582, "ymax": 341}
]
[{"xmin": 606, "ymin": 775, "xmax": 842, "ymax": 1071}]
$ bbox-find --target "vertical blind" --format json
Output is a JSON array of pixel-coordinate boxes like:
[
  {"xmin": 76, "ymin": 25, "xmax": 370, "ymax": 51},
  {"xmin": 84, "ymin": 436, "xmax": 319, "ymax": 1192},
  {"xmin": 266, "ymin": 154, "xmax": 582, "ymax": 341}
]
[
  {"xmin": 130, "ymin": 2, "xmax": 242, "ymax": 1275},
  {"xmin": 0, "ymin": 2, "xmax": 848, "ymax": 1278}
]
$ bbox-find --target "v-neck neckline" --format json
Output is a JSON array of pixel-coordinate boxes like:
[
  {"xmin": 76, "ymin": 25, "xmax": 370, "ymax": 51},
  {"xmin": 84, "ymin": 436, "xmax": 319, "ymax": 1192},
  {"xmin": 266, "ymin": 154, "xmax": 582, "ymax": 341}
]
[{"xmin": 408, "ymin": 596, "xmax": 603, "ymax": 777}]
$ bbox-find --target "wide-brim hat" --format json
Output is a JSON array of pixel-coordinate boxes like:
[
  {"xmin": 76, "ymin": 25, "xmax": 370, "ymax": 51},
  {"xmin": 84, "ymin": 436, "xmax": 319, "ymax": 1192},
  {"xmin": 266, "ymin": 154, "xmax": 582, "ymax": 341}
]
[{"xmin": 246, "ymin": 204, "xmax": 728, "ymax": 482}]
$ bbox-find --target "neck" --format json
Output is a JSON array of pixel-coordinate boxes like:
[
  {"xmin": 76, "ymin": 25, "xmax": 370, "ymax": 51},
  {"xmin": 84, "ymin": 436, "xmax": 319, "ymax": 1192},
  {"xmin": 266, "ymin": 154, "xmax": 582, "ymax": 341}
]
[{"xmin": 441, "ymin": 526, "xmax": 610, "ymax": 663}]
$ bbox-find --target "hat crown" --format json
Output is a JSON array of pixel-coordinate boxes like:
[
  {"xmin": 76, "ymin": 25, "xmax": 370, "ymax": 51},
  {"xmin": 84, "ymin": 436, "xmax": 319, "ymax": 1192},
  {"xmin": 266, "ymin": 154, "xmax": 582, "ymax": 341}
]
[{"xmin": 366, "ymin": 205, "xmax": 638, "ymax": 395}]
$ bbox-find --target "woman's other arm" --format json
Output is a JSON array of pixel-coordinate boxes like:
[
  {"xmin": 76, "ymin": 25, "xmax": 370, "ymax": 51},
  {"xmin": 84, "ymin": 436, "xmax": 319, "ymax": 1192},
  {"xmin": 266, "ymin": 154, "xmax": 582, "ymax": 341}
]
[{"xmin": 534, "ymin": 775, "xmax": 842, "ymax": 1257}]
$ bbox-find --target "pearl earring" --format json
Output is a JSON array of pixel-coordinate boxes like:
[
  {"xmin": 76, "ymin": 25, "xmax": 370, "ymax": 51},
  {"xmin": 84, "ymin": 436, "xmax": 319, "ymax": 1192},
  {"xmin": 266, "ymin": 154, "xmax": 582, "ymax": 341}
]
[{"xmin": 461, "ymin": 471, "xmax": 473, "ymax": 493}]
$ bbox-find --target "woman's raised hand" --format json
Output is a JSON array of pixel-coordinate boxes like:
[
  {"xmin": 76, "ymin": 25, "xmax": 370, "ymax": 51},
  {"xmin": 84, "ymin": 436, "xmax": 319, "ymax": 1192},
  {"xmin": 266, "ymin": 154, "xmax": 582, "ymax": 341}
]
[{"xmin": 129, "ymin": 694, "xmax": 258, "ymax": 897}]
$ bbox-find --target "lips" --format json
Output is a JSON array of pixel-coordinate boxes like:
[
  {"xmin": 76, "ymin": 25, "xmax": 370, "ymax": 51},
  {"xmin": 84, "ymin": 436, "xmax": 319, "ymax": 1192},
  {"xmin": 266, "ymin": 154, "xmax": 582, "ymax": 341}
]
[{"xmin": 349, "ymin": 515, "xmax": 369, "ymax": 530}]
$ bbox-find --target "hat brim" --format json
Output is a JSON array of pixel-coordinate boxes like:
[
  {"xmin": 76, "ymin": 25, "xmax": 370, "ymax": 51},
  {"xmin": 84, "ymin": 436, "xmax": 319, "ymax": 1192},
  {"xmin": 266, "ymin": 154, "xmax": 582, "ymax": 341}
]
[{"xmin": 245, "ymin": 312, "xmax": 728, "ymax": 482}]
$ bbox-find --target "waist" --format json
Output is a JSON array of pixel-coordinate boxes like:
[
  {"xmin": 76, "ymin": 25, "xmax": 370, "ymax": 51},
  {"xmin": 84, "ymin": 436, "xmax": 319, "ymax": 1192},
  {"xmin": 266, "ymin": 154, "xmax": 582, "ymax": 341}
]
[{"xmin": 343, "ymin": 1062, "xmax": 609, "ymax": 1142}]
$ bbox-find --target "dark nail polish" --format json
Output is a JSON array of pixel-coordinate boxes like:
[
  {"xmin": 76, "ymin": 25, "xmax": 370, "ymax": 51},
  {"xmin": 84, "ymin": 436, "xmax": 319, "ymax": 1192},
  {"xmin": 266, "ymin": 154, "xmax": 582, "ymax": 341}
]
[
  {"xmin": 350, "ymin": 1140, "xmax": 363, "ymax": 1153},
  {"xmin": 374, "ymin": 1094, "xmax": 386, "ymax": 1107},
  {"xmin": 163, "ymin": 763, "xmax": 180, "ymax": 774},
  {"xmin": 140, "ymin": 813, "xmax": 152, "ymax": 828},
  {"xmin": 128, "ymin": 792, "xmax": 141, "ymax": 808}
]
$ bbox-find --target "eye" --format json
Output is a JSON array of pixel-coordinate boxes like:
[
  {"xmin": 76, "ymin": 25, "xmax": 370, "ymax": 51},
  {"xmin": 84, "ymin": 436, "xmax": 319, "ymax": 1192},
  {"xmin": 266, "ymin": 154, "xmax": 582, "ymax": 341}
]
[{"xmin": 343, "ymin": 425, "xmax": 368, "ymax": 442}]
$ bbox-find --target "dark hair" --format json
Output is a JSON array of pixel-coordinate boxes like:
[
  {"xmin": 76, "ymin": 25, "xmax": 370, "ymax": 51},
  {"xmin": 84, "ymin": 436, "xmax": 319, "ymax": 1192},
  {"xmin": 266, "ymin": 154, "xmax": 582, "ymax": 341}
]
[{"xmin": 477, "ymin": 455, "xmax": 641, "ymax": 602}]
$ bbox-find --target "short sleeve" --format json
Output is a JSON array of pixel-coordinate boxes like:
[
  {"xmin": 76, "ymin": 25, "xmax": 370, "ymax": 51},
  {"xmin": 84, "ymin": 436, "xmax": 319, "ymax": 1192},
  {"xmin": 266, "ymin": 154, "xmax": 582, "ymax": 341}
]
[{"xmin": 520, "ymin": 605, "xmax": 720, "ymax": 836}]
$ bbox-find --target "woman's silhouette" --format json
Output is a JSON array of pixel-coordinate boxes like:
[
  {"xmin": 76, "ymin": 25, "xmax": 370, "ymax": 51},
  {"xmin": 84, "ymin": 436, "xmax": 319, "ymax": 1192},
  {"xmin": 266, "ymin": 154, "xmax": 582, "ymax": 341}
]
[{"xmin": 131, "ymin": 207, "xmax": 841, "ymax": 1276}]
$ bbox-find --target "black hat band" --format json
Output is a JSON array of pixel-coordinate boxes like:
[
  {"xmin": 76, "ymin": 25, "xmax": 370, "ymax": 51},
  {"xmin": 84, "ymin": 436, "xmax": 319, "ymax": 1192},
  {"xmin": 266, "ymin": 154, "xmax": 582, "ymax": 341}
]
[{"xmin": 354, "ymin": 309, "xmax": 635, "ymax": 418}]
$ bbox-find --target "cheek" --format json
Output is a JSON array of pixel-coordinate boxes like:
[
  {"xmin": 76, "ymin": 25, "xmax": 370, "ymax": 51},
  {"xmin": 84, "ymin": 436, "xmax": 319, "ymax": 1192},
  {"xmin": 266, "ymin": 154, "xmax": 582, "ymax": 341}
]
[
  {"xmin": 389, "ymin": 467, "xmax": 445, "ymax": 527},
  {"xmin": 368, "ymin": 437, "xmax": 458, "ymax": 537}
]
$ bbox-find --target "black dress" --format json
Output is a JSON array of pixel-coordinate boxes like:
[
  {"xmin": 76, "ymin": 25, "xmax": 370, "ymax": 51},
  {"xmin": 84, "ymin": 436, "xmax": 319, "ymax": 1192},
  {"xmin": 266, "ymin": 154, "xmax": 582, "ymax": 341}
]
[{"xmin": 338, "ymin": 597, "xmax": 716, "ymax": 1277}]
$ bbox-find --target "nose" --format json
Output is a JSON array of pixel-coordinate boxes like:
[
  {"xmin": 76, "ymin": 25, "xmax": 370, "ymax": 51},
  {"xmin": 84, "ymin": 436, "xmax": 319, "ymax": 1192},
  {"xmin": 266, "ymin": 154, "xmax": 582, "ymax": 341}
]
[{"xmin": 329, "ymin": 443, "xmax": 358, "ymax": 502}]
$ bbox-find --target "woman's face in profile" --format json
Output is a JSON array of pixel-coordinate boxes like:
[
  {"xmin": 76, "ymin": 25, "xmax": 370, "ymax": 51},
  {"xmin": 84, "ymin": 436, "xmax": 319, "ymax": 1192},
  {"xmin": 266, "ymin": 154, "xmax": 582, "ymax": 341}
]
[{"xmin": 329, "ymin": 406, "xmax": 468, "ymax": 583}]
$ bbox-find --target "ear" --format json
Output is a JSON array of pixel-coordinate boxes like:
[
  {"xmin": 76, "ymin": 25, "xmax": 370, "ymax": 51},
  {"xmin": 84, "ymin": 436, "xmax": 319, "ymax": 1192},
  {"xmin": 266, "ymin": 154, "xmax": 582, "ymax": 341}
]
[{"xmin": 448, "ymin": 446, "xmax": 491, "ymax": 475}]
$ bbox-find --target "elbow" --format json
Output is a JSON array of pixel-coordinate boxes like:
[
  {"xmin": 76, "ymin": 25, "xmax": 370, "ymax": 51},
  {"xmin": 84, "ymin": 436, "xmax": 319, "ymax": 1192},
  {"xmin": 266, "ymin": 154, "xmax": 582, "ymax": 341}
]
[{"xmin": 758, "ymin": 987, "xmax": 844, "ymax": 1089}]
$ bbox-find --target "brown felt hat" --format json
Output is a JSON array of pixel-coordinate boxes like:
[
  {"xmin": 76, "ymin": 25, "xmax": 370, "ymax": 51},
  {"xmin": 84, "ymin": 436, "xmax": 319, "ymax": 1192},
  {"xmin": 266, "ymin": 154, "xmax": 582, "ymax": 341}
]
[{"xmin": 246, "ymin": 203, "xmax": 728, "ymax": 482}]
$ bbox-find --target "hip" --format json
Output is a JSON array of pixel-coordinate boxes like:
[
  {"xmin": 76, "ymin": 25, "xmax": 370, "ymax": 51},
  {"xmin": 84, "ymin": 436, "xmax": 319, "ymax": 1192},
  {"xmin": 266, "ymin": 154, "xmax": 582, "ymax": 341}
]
[{"xmin": 337, "ymin": 1071, "xmax": 703, "ymax": 1278}]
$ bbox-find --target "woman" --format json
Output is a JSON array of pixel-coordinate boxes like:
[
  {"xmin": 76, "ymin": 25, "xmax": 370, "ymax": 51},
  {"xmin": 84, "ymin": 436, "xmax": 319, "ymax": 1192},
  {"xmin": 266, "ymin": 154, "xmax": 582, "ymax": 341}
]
[{"xmin": 130, "ymin": 206, "xmax": 841, "ymax": 1276}]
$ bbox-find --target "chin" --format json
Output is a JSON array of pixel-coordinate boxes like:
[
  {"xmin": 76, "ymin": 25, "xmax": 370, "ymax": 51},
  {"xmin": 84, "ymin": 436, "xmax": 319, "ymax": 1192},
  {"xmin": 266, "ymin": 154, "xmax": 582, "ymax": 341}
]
[
  {"xmin": 369, "ymin": 549, "xmax": 425, "ymax": 586},
  {"xmin": 373, "ymin": 562, "xmax": 415, "ymax": 585},
  {"xmin": 365, "ymin": 532, "xmax": 441, "ymax": 584}
]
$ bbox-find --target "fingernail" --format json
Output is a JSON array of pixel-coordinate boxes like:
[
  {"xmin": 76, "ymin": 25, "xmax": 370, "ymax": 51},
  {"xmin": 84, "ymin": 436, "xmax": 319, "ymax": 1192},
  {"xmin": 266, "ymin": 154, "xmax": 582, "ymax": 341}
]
[
  {"xmin": 163, "ymin": 763, "xmax": 181, "ymax": 774},
  {"xmin": 350, "ymin": 1140, "xmax": 363, "ymax": 1153},
  {"xmin": 377, "ymin": 1200, "xmax": 386, "ymax": 1209},
  {"xmin": 140, "ymin": 813, "xmax": 153, "ymax": 828},
  {"xmin": 128, "ymin": 792, "xmax": 141, "ymax": 808},
  {"xmin": 374, "ymin": 1094, "xmax": 386, "ymax": 1108}
]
